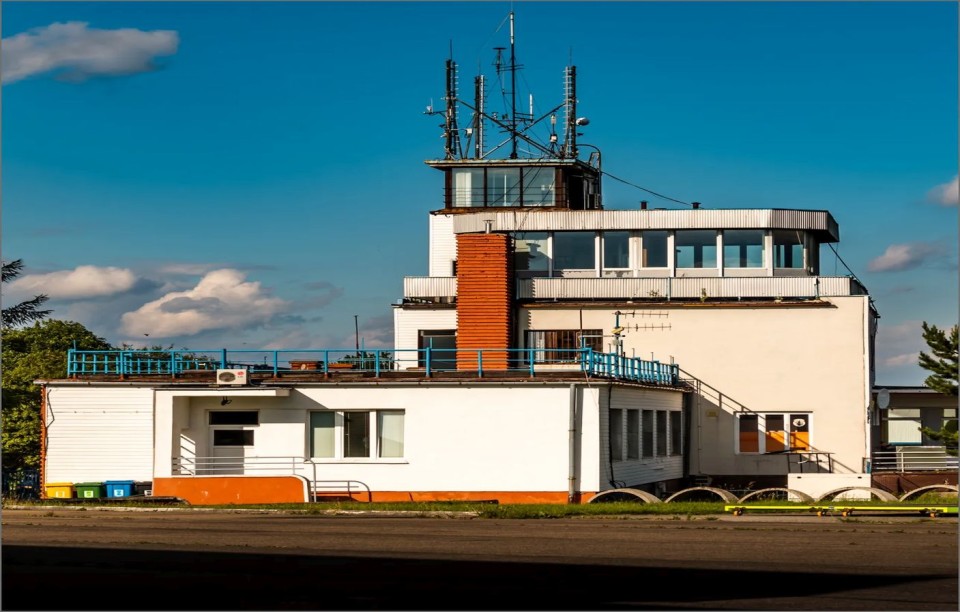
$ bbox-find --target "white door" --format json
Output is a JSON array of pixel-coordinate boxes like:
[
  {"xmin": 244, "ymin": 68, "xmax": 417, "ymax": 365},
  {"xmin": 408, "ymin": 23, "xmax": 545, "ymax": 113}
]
[{"xmin": 209, "ymin": 427, "xmax": 255, "ymax": 475}]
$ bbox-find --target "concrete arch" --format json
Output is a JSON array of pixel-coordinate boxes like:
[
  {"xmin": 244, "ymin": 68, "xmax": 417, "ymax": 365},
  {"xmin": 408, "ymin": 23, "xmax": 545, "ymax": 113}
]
[
  {"xmin": 898, "ymin": 484, "xmax": 959, "ymax": 502},
  {"xmin": 738, "ymin": 488, "xmax": 813, "ymax": 504},
  {"xmin": 664, "ymin": 487, "xmax": 739, "ymax": 503},
  {"xmin": 814, "ymin": 487, "xmax": 897, "ymax": 503},
  {"xmin": 588, "ymin": 488, "xmax": 662, "ymax": 504}
]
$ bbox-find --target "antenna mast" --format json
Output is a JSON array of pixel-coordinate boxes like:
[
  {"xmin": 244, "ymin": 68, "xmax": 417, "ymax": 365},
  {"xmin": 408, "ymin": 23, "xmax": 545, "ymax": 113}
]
[
  {"xmin": 443, "ymin": 58, "xmax": 462, "ymax": 160},
  {"xmin": 509, "ymin": 11, "xmax": 518, "ymax": 159},
  {"xmin": 474, "ymin": 75, "xmax": 485, "ymax": 158}
]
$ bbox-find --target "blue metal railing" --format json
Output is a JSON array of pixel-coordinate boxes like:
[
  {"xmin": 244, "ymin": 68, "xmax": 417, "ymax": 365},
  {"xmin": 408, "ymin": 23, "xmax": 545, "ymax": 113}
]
[{"xmin": 66, "ymin": 347, "xmax": 681, "ymax": 386}]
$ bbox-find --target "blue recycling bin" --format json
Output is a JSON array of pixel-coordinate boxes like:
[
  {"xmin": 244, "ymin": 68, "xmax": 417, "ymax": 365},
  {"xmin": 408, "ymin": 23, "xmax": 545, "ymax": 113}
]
[{"xmin": 104, "ymin": 480, "xmax": 135, "ymax": 498}]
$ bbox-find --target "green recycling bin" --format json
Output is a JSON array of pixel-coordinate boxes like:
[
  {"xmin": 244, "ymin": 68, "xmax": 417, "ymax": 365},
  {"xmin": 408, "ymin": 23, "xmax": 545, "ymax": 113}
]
[{"xmin": 74, "ymin": 482, "xmax": 105, "ymax": 499}]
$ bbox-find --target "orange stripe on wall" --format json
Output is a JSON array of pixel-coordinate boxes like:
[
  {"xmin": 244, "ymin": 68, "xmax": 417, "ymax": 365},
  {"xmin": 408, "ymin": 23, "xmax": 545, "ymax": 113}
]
[
  {"xmin": 153, "ymin": 478, "xmax": 599, "ymax": 505},
  {"xmin": 154, "ymin": 476, "xmax": 310, "ymax": 505}
]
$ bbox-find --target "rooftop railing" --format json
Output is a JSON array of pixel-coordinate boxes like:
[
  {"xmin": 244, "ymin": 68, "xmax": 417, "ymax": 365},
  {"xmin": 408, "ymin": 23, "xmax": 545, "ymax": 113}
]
[{"xmin": 66, "ymin": 347, "xmax": 681, "ymax": 387}]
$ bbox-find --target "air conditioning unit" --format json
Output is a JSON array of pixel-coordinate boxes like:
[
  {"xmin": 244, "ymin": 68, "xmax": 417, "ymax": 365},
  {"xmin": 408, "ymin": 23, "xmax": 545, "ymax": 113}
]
[{"xmin": 216, "ymin": 369, "xmax": 248, "ymax": 386}]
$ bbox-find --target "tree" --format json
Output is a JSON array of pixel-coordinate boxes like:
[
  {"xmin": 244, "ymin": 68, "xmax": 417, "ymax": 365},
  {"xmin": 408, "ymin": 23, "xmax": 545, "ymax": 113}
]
[
  {"xmin": 918, "ymin": 322, "xmax": 958, "ymax": 396},
  {"xmin": 2, "ymin": 259, "xmax": 52, "ymax": 328},
  {"xmin": 917, "ymin": 322, "xmax": 958, "ymax": 455},
  {"xmin": 1, "ymin": 320, "xmax": 112, "ymax": 470}
]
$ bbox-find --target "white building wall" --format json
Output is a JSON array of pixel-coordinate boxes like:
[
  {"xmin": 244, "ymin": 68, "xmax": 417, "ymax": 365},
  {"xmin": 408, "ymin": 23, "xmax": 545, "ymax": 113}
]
[
  {"xmin": 44, "ymin": 386, "xmax": 155, "ymax": 483},
  {"xmin": 525, "ymin": 296, "xmax": 871, "ymax": 477},
  {"xmin": 428, "ymin": 213, "xmax": 456, "ymax": 277},
  {"xmin": 392, "ymin": 308, "xmax": 457, "ymax": 368},
  {"xmin": 44, "ymin": 382, "xmax": 683, "ymax": 496}
]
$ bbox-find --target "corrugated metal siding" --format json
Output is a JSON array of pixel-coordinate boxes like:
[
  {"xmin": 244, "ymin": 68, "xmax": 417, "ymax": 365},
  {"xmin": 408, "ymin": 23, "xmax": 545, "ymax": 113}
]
[
  {"xmin": 598, "ymin": 386, "xmax": 684, "ymax": 491},
  {"xmin": 429, "ymin": 214, "xmax": 457, "ymax": 277},
  {"xmin": 518, "ymin": 276, "xmax": 863, "ymax": 299},
  {"xmin": 452, "ymin": 209, "xmax": 838, "ymax": 240},
  {"xmin": 45, "ymin": 387, "xmax": 154, "ymax": 483},
  {"xmin": 456, "ymin": 234, "xmax": 511, "ymax": 369},
  {"xmin": 393, "ymin": 308, "xmax": 458, "ymax": 369},
  {"xmin": 403, "ymin": 277, "xmax": 457, "ymax": 298}
]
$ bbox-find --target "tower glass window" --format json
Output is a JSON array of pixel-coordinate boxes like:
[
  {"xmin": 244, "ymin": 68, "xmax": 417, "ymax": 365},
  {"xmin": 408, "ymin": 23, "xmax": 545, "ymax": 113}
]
[
  {"xmin": 641, "ymin": 231, "xmax": 668, "ymax": 268},
  {"xmin": 675, "ymin": 230, "xmax": 717, "ymax": 268},
  {"xmin": 553, "ymin": 232, "xmax": 595, "ymax": 270},
  {"xmin": 487, "ymin": 168, "xmax": 521, "ymax": 206},
  {"xmin": 774, "ymin": 230, "xmax": 804, "ymax": 269},
  {"xmin": 603, "ymin": 231, "xmax": 630, "ymax": 269},
  {"xmin": 521, "ymin": 166, "xmax": 555, "ymax": 207},
  {"xmin": 723, "ymin": 230, "xmax": 764, "ymax": 268},
  {"xmin": 514, "ymin": 232, "xmax": 550, "ymax": 272}
]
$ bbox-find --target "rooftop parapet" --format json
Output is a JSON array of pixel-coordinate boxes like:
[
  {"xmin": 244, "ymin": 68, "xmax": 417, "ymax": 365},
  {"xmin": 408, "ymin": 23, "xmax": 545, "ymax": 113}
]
[{"xmin": 61, "ymin": 347, "xmax": 682, "ymax": 388}]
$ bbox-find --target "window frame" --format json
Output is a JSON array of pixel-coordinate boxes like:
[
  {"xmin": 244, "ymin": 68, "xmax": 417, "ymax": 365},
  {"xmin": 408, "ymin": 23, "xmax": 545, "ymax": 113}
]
[
  {"xmin": 525, "ymin": 329, "xmax": 603, "ymax": 363},
  {"xmin": 736, "ymin": 412, "xmax": 812, "ymax": 454},
  {"xmin": 308, "ymin": 410, "xmax": 406, "ymax": 461}
]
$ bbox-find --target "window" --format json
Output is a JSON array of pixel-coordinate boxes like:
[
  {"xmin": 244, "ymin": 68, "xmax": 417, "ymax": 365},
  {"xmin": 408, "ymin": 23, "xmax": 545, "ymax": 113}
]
[
  {"xmin": 378, "ymin": 411, "xmax": 405, "ymax": 458},
  {"xmin": 451, "ymin": 167, "xmax": 556, "ymax": 208},
  {"xmin": 514, "ymin": 232, "xmax": 550, "ymax": 272},
  {"xmin": 553, "ymin": 232, "xmax": 596, "ymax": 271},
  {"xmin": 310, "ymin": 412, "xmax": 335, "ymax": 457},
  {"xmin": 774, "ymin": 230, "xmax": 804, "ymax": 269},
  {"xmin": 522, "ymin": 166, "xmax": 555, "ymax": 207},
  {"xmin": 670, "ymin": 411, "xmax": 682, "ymax": 456},
  {"xmin": 656, "ymin": 410, "xmax": 667, "ymax": 456},
  {"xmin": 526, "ymin": 329, "xmax": 602, "ymax": 363},
  {"xmin": 309, "ymin": 410, "xmax": 405, "ymax": 459},
  {"xmin": 419, "ymin": 330, "xmax": 456, "ymax": 370},
  {"xmin": 487, "ymin": 168, "xmax": 521, "ymax": 206},
  {"xmin": 737, "ymin": 413, "xmax": 811, "ymax": 453},
  {"xmin": 343, "ymin": 412, "xmax": 370, "ymax": 458},
  {"xmin": 603, "ymin": 231, "xmax": 630, "ymax": 269},
  {"xmin": 642, "ymin": 410, "xmax": 653, "ymax": 458},
  {"xmin": 209, "ymin": 411, "xmax": 258, "ymax": 425},
  {"xmin": 723, "ymin": 230, "xmax": 764, "ymax": 268},
  {"xmin": 213, "ymin": 430, "xmax": 254, "ymax": 446},
  {"xmin": 627, "ymin": 410, "xmax": 640, "ymax": 459},
  {"xmin": 675, "ymin": 230, "xmax": 717, "ymax": 268},
  {"xmin": 641, "ymin": 231, "xmax": 668, "ymax": 267},
  {"xmin": 886, "ymin": 408, "xmax": 922, "ymax": 445},
  {"xmin": 610, "ymin": 409, "xmax": 623, "ymax": 461},
  {"xmin": 451, "ymin": 168, "xmax": 484, "ymax": 207}
]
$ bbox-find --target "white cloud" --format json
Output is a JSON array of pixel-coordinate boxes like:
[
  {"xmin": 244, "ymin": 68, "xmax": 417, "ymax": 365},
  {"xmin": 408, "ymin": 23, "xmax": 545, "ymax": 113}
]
[
  {"xmin": 882, "ymin": 352, "xmax": 920, "ymax": 368},
  {"xmin": 120, "ymin": 269, "xmax": 288, "ymax": 337},
  {"xmin": 8, "ymin": 265, "xmax": 137, "ymax": 299},
  {"xmin": 157, "ymin": 263, "xmax": 221, "ymax": 276},
  {"xmin": 2, "ymin": 21, "xmax": 178, "ymax": 84},
  {"xmin": 867, "ymin": 242, "xmax": 946, "ymax": 272},
  {"xmin": 927, "ymin": 175, "xmax": 959, "ymax": 207}
]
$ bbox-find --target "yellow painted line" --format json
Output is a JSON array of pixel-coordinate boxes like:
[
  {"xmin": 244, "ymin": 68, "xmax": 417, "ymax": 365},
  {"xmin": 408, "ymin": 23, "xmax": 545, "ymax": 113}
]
[{"xmin": 725, "ymin": 505, "xmax": 956, "ymax": 515}]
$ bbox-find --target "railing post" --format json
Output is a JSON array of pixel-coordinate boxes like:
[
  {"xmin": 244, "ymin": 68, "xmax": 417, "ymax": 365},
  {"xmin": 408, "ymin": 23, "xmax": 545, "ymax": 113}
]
[
  {"xmin": 477, "ymin": 350, "xmax": 483, "ymax": 378},
  {"xmin": 220, "ymin": 349, "xmax": 227, "ymax": 369},
  {"xmin": 273, "ymin": 351, "xmax": 279, "ymax": 376},
  {"xmin": 425, "ymin": 346, "xmax": 432, "ymax": 378}
]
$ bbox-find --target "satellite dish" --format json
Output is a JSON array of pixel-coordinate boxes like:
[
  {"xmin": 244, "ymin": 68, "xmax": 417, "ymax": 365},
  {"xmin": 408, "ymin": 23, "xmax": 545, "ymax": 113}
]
[{"xmin": 877, "ymin": 388, "xmax": 890, "ymax": 410}]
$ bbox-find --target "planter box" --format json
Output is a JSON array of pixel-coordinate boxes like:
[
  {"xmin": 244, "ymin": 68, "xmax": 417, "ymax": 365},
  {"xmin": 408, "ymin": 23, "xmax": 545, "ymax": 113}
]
[{"xmin": 289, "ymin": 360, "xmax": 323, "ymax": 371}]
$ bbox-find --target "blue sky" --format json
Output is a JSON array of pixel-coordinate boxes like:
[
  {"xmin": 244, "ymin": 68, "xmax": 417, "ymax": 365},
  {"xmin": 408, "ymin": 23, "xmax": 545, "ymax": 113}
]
[{"xmin": 2, "ymin": 1, "xmax": 957, "ymax": 385}]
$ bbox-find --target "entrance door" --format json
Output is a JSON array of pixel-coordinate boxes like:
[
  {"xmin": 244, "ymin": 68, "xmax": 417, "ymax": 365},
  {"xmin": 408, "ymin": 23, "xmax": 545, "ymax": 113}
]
[
  {"xmin": 210, "ymin": 428, "xmax": 255, "ymax": 474},
  {"xmin": 207, "ymin": 410, "xmax": 259, "ymax": 475}
]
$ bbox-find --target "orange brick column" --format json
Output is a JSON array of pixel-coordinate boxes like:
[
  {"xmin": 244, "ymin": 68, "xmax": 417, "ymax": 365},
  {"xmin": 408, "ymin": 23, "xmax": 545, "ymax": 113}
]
[{"xmin": 456, "ymin": 233, "xmax": 512, "ymax": 370}]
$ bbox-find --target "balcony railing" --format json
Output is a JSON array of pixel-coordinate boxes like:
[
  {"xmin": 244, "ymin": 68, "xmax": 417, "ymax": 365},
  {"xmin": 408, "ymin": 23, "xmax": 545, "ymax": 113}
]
[
  {"xmin": 871, "ymin": 446, "xmax": 959, "ymax": 473},
  {"xmin": 403, "ymin": 276, "xmax": 457, "ymax": 299},
  {"xmin": 67, "ymin": 347, "xmax": 682, "ymax": 387},
  {"xmin": 517, "ymin": 275, "xmax": 867, "ymax": 300}
]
